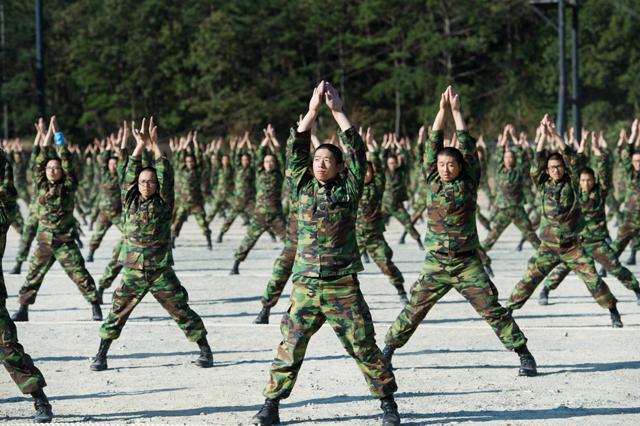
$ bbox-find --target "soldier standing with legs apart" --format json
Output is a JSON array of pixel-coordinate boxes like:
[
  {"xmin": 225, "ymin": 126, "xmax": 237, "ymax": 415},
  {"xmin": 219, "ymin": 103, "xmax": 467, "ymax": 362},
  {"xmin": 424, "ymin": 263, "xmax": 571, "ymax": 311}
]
[
  {"xmin": 382, "ymin": 86, "xmax": 537, "ymax": 377},
  {"xmin": 252, "ymin": 82, "xmax": 400, "ymax": 426},
  {"xmin": 90, "ymin": 118, "xmax": 213, "ymax": 371}
]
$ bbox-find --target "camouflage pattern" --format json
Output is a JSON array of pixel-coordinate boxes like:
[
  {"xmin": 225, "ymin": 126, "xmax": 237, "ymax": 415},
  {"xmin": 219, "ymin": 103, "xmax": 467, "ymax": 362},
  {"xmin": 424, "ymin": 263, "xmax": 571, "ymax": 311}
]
[
  {"xmin": 263, "ymin": 274, "xmax": 397, "ymax": 400},
  {"xmin": 612, "ymin": 143, "xmax": 640, "ymax": 256},
  {"xmin": 385, "ymin": 251, "xmax": 527, "ymax": 350},
  {"xmin": 261, "ymin": 207, "xmax": 297, "ymax": 308},
  {"xmin": 206, "ymin": 165, "xmax": 234, "ymax": 222},
  {"xmin": 88, "ymin": 150, "xmax": 124, "ymax": 251},
  {"xmin": 219, "ymin": 151, "xmax": 256, "ymax": 236},
  {"xmin": 100, "ymin": 153, "xmax": 207, "ymax": 342},
  {"xmin": 98, "ymin": 238, "xmax": 124, "ymax": 290},
  {"xmin": 234, "ymin": 147, "xmax": 286, "ymax": 261},
  {"xmin": 99, "ymin": 266, "xmax": 207, "ymax": 342},
  {"xmin": 172, "ymin": 150, "xmax": 211, "ymax": 239},
  {"xmin": 483, "ymin": 206, "xmax": 540, "ymax": 251},
  {"xmin": 289, "ymin": 128, "xmax": 365, "ymax": 277}
]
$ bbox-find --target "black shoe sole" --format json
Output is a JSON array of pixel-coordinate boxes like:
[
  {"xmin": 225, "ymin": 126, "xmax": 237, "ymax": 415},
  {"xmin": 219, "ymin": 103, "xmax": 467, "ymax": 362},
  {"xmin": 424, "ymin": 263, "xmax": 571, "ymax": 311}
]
[{"xmin": 251, "ymin": 416, "xmax": 280, "ymax": 425}]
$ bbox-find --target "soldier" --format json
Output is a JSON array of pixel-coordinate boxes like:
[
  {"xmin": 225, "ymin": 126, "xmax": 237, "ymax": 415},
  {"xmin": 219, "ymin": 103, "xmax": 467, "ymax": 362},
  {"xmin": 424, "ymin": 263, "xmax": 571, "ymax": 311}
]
[
  {"xmin": 506, "ymin": 115, "xmax": 622, "ymax": 327},
  {"xmin": 539, "ymin": 132, "xmax": 640, "ymax": 305},
  {"xmin": 358, "ymin": 128, "xmax": 407, "ymax": 303},
  {"xmin": 382, "ymin": 86, "xmax": 536, "ymax": 378},
  {"xmin": 217, "ymin": 132, "xmax": 256, "ymax": 243},
  {"xmin": 230, "ymin": 132, "xmax": 286, "ymax": 275},
  {"xmin": 1, "ymin": 146, "xmax": 53, "ymax": 423},
  {"xmin": 171, "ymin": 131, "xmax": 212, "ymax": 249},
  {"xmin": 206, "ymin": 152, "xmax": 234, "ymax": 223},
  {"xmin": 86, "ymin": 135, "xmax": 126, "ymax": 262},
  {"xmin": 11, "ymin": 117, "xmax": 102, "ymax": 322},
  {"xmin": 482, "ymin": 125, "xmax": 540, "ymax": 253},
  {"xmin": 90, "ymin": 118, "xmax": 212, "ymax": 371},
  {"xmin": 251, "ymin": 82, "xmax": 400, "ymax": 426}
]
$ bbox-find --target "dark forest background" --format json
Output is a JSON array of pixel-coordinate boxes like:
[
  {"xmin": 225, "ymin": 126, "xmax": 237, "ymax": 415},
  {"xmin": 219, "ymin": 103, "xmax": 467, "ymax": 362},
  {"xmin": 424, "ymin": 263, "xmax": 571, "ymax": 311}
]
[{"xmin": 2, "ymin": 0, "xmax": 639, "ymax": 142}]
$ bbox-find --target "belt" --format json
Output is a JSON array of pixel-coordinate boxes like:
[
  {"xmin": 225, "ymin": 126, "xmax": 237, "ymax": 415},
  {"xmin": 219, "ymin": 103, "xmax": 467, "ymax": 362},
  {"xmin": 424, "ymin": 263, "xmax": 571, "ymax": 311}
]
[{"xmin": 433, "ymin": 250, "xmax": 474, "ymax": 258}]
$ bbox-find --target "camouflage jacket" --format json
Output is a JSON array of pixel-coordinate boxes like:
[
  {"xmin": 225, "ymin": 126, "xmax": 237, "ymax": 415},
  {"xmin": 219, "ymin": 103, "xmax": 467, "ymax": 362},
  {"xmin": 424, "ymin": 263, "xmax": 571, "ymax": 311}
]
[
  {"xmin": 34, "ymin": 145, "xmax": 78, "ymax": 236},
  {"xmin": 0, "ymin": 150, "xmax": 19, "ymax": 226},
  {"xmin": 288, "ymin": 127, "xmax": 365, "ymax": 277},
  {"xmin": 357, "ymin": 154, "xmax": 386, "ymax": 234},
  {"xmin": 215, "ymin": 165, "xmax": 234, "ymax": 199},
  {"xmin": 494, "ymin": 147, "xmax": 526, "ymax": 208},
  {"xmin": 255, "ymin": 145, "xmax": 283, "ymax": 215},
  {"xmin": 232, "ymin": 149, "xmax": 256, "ymax": 201},
  {"xmin": 96, "ymin": 149, "xmax": 125, "ymax": 214},
  {"xmin": 621, "ymin": 143, "xmax": 640, "ymax": 218},
  {"xmin": 119, "ymin": 156, "xmax": 174, "ymax": 270},
  {"xmin": 422, "ymin": 130, "xmax": 480, "ymax": 254},
  {"xmin": 576, "ymin": 151, "xmax": 610, "ymax": 243},
  {"xmin": 532, "ymin": 148, "xmax": 580, "ymax": 246},
  {"xmin": 382, "ymin": 162, "xmax": 409, "ymax": 207},
  {"xmin": 174, "ymin": 151, "xmax": 205, "ymax": 205}
]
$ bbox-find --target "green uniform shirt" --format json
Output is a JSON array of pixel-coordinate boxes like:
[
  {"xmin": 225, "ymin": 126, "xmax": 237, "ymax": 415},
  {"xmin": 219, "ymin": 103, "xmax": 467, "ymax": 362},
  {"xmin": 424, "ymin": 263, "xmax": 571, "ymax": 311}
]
[
  {"xmin": 494, "ymin": 147, "xmax": 526, "ymax": 208},
  {"xmin": 576, "ymin": 151, "xmax": 610, "ymax": 244},
  {"xmin": 357, "ymin": 155, "xmax": 386, "ymax": 233}
]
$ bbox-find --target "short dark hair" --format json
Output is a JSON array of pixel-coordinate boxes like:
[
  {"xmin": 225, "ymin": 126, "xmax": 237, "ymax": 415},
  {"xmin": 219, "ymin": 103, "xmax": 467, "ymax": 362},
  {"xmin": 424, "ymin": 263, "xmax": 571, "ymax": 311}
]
[
  {"xmin": 546, "ymin": 152, "xmax": 565, "ymax": 168},
  {"xmin": 579, "ymin": 167, "xmax": 595, "ymax": 179},
  {"xmin": 436, "ymin": 147, "xmax": 464, "ymax": 165},
  {"xmin": 315, "ymin": 143, "xmax": 343, "ymax": 164}
]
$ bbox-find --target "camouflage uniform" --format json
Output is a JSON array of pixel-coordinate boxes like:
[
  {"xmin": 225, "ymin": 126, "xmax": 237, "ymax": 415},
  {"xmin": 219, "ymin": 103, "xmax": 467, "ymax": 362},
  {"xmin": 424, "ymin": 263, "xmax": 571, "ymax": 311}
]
[
  {"xmin": 99, "ymin": 155, "xmax": 207, "ymax": 342},
  {"xmin": 219, "ymin": 150, "xmax": 256, "ymax": 237},
  {"xmin": 382, "ymin": 161, "xmax": 422, "ymax": 244},
  {"xmin": 482, "ymin": 146, "xmax": 540, "ymax": 251},
  {"xmin": 263, "ymin": 127, "xmax": 397, "ymax": 401},
  {"xmin": 171, "ymin": 150, "xmax": 211, "ymax": 241},
  {"xmin": 88, "ymin": 150, "xmax": 123, "ymax": 254},
  {"xmin": 234, "ymin": 146, "xmax": 286, "ymax": 262},
  {"xmin": 17, "ymin": 145, "xmax": 98, "ymax": 306},
  {"xmin": 384, "ymin": 130, "xmax": 527, "ymax": 351},
  {"xmin": 14, "ymin": 148, "xmax": 42, "ymax": 265},
  {"xmin": 206, "ymin": 164, "xmax": 234, "ymax": 222},
  {"xmin": 357, "ymin": 155, "xmax": 405, "ymax": 295},
  {"xmin": 611, "ymin": 143, "xmax": 640, "ymax": 257},
  {"xmin": 507, "ymin": 148, "xmax": 617, "ymax": 311}
]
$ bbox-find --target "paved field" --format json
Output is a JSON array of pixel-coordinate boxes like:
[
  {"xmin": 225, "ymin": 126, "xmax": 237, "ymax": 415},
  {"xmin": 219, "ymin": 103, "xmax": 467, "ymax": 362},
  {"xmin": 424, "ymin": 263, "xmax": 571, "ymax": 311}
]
[{"xmin": 2, "ymin": 204, "xmax": 640, "ymax": 425}]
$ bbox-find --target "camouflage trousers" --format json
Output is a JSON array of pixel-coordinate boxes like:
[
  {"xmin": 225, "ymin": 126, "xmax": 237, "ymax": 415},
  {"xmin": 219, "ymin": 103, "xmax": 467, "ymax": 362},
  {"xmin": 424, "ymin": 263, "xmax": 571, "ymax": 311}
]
[
  {"xmin": 606, "ymin": 192, "xmax": 622, "ymax": 222},
  {"xmin": 99, "ymin": 266, "xmax": 207, "ymax": 342},
  {"xmin": 219, "ymin": 197, "xmax": 255, "ymax": 236},
  {"xmin": 18, "ymin": 231, "xmax": 98, "ymax": 305},
  {"xmin": 263, "ymin": 274, "xmax": 397, "ymax": 400},
  {"xmin": 89, "ymin": 210, "xmax": 121, "ymax": 251},
  {"xmin": 383, "ymin": 202, "xmax": 421, "ymax": 243},
  {"xmin": 385, "ymin": 251, "xmax": 527, "ymax": 351},
  {"xmin": 544, "ymin": 239, "xmax": 639, "ymax": 292},
  {"xmin": 357, "ymin": 229, "xmax": 404, "ymax": 289},
  {"xmin": 507, "ymin": 242, "xmax": 617, "ymax": 311},
  {"xmin": 11, "ymin": 210, "xmax": 23, "ymax": 235},
  {"xmin": 261, "ymin": 216, "xmax": 298, "ymax": 308},
  {"xmin": 612, "ymin": 214, "xmax": 640, "ymax": 257},
  {"xmin": 235, "ymin": 212, "xmax": 286, "ymax": 262},
  {"xmin": 206, "ymin": 196, "xmax": 231, "ymax": 222},
  {"xmin": 98, "ymin": 238, "xmax": 124, "ymax": 290},
  {"xmin": 172, "ymin": 202, "xmax": 211, "ymax": 239},
  {"xmin": 483, "ymin": 206, "xmax": 540, "ymax": 251},
  {"xmin": 16, "ymin": 208, "xmax": 38, "ymax": 263}
]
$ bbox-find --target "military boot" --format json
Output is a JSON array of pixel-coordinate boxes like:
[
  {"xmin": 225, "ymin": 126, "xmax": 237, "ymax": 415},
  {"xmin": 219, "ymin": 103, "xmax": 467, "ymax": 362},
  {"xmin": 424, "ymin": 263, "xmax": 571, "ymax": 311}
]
[
  {"xmin": 625, "ymin": 248, "xmax": 637, "ymax": 266},
  {"xmin": 196, "ymin": 337, "xmax": 214, "ymax": 368},
  {"xmin": 92, "ymin": 302, "xmax": 103, "ymax": 321},
  {"xmin": 216, "ymin": 233, "xmax": 223, "ymax": 243},
  {"xmin": 254, "ymin": 306, "xmax": 270, "ymax": 324},
  {"xmin": 538, "ymin": 287, "xmax": 550, "ymax": 306},
  {"xmin": 380, "ymin": 395, "xmax": 401, "ymax": 426},
  {"xmin": 230, "ymin": 260, "xmax": 240, "ymax": 275},
  {"xmin": 382, "ymin": 345, "xmax": 395, "ymax": 369},
  {"xmin": 635, "ymin": 289, "xmax": 640, "ymax": 306},
  {"xmin": 610, "ymin": 306, "xmax": 623, "ymax": 328},
  {"xmin": 417, "ymin": 239, "xmax": 424, "ymax": 250},
  {"xmin": 599, "ymin": 266, "xmax": 607, "ymax": 278},
  {"xmin": 268, "ymin": 230, "xmax": 277, "ymax": 242},
  {"xmin": 516, "ymin": 238, "xmax": 525, "ymax": 252},
  {"xmin": 398, "ymin": 233, "xmax": 406, "ymax": 245},
  {"xmin": 171, "ymin": 236, "xmax": 176, "ymax": 248},
  {"xmin": 9, "ymin": 261, "xmax": 22, "ymax": 275},
  {"xmin": 206, "ymin": 233, "xmax": 213, "ymax": 250},
  {"xmin": 478, "ymin": 214, "xmax": 491, "ymax": 231},
  {"xmin": 90, "ymin": 339, "xmax": 112, "ymax": 371},
  {"xmin": 11, "ymin": 304, "xmax": 28, "ymax": 322},
  {"xmin": 86, "ymin": 248, "xmax": 95, "ymax": 262},
  {"xmin": 97, "ymin": 287, "xmax": 105, "ymax": 305},
  {"xmin": 362, "ymin": 251, "xmax": 371, "ymax": 264},
  {"xmin": 32, "ymin": 390, "xmax": 52, "ymax": 423},
  {"xmin": 515, "ymin": 345, "xmax": 537, "ymax": 377},
  {"xmin": 251, "ymin": 398, "xmax": 280, "ymax": 425}
]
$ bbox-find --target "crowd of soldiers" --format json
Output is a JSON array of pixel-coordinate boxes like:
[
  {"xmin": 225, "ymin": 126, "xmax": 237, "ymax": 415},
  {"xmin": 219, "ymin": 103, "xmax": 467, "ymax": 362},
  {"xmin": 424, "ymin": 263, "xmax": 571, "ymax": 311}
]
[{"xmin": 2, "ymin": 83, "xmax": 640, "ymax": 425}]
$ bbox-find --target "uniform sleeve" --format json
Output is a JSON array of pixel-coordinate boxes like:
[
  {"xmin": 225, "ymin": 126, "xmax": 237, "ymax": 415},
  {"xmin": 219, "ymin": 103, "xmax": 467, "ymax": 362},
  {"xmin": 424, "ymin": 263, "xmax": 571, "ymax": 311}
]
[
  {"xmin": 531, "ymin": 150, "xmax": 547, "ymax": 185},
  {"xmin": 424, "ymin": 130, "xmax": 444, "ymax": 178},
  {"xmin": 287, "ymin": 127, "xmax": 312, "ymax": 195},
  {"xmin": 622, "ymin": 143, "xmax": 633, "ymax": 177},
  {"xmin": 0, "ymin": 152, "xmax": 14, "ymax": 201},
  {"xmin": 340, "ymin": 127, "xmax": 366, "ymax": 201},
  {"xmin": 457, "ymin": 130, "xmax": 479, "ymax": 186},
  {"xmin": 156, "ymin": 156, "xmax": 174, "ymax": 209},
  {"xmin": 122, "ymin": 156, "xmax": 142, "ymax": 201},
  {"xmin": 59, "ymin": 144, "xmax": 78, "ymax": 192},
  {"xmin": 596, "ymin": 151, "xmax": 611, "ymax": 195}
]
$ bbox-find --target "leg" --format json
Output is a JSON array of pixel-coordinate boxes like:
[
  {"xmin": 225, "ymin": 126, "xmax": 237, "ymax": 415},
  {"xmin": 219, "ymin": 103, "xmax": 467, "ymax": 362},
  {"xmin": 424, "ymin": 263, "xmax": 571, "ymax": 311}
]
[
  {"xmin": 235, "ymin": 214, "xmax": 268, "ymax": 262},
  {"xmin": 561, "ymin": 245, "xmax": 617, "ymax": 309},
  {"xmin": 393, "ymin": 205, "xmax": 421, "ymax": 243},
  {"xmin": 482, "ymin": 209, "xmax": 511, "ymax": 251},
  {"xmin": 16, "ymin": 211, "xmax": 38, "ymax": 263},
  {"xmin": 98, "ymin": 239, "xmax": 124, "ymax": 290},
  {"xmin": 54, "ymin": 241, "xmax": 98, "ymax": 304},
  {"xmin": 543, "ymin": 264, "xmax": 571, "ymax": 290},
  {"xmin": 512, "ymin": 207, "xmax": 541, "ymax": 249},
  {"xmin": 98, "ymin": 268, "xmax": 149, "ymax": 340},
  {"xmin": 219, "ymin": 205, "xmax": 241, "ymax": 236},
  {"xmin": 18, "ymin": 235, "xmax": 57, "ymax": 305},
  {"xmin": 171, "ymin": 206, "xmax": 189, "ymax": 239},
  {"xmin": 592, "ymin": 242, "xmax": 640, "ymax": 291},
  {"xmin": 88, "ymin": 211, "xmax": 113, "ymax": 252},
  {"xmin": 262, "ymin": 239, "xmax": 297, "ymax": 308},
  {"xmin": 366, "ymin": 235, "xmax": 404, "ymax": 288},
  {"xmin": 507, "ymin": 245, "xmax": 561, "ymax": 311}
]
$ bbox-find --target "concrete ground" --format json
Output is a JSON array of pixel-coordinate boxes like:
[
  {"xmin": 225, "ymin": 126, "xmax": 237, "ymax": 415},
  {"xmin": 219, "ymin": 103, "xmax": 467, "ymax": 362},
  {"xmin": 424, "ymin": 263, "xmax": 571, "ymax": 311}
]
[{"xmin": 2, "ymin": 205, "xmax": 639, "ymax": 425}]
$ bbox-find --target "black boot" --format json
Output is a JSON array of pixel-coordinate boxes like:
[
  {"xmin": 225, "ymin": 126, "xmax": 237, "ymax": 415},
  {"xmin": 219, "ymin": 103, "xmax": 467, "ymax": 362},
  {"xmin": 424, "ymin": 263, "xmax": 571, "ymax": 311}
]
[
  {"xmin": 172, "ymin": 236, "xmax": 176, "ymax": 248},
  {"xmin": 254, "ymin": 306, "xmax": 270, "ymax": 324},
  {"xmin": 382, "ymin": 345, "xmax": 395, "ymax": 370},
  {"xmin": 398, "ymin": 233, "xmax": 406, "ymax": 245},
  {"xmin": 206, "ymin": 233, "xmax": 213, "ymax": 250},
  {"xmin": 216, "ymin": 233, "xmax": 223, "ymax": 243},
  {"xmin": 90, "ymin": 339, "xmax": 112, "ymax": 371},
  {"xmin": 634, "ymin": 289, "xmax": 640, "ymax": 306},
  {"xmin": 599, "ymin": 266, "xmax": 607, "ymax": 278},
  {"xmin": 10, "ymin": 261, "xmax": 22, "ymax": 275},
  {"xmin": 76, "ymin": 238, "xmax": 84, "ymax": 249},
  {"xmin": 269, "ymin": 230, "xmax": 277, "ymax": 243},
  {"xmin": 97, "ymin": 287, "xmax": 105, "ymax": 305},
  {"xmin": 483, "ymin": 263, "xmax": 494, "ymax": 278},
  {"xmin": 538, "ymin": 287, "xmax": 550, "ymax": 306},
  {"xmin": 380, "ymin": 395, "xmax": 401, "ymax": 426},
  {"xmin": 416, "ymin": 239, "xmax": 424, "ymax": 250},
  {"xmin": 92, "ymin": 302, "xmax": 103, "ymax": 321},
  {"xmin": 11, "ymin": 304, "xmax": 28, "ymax": 322},
  {"xmin": 86, "ymin": 249, "xmax": 95, "ymax": 263},
  {"xmin": 251, "ymin": 398, "xmax": 280, "ymax": 425},
  {"xmin": 362, "ymin": 251, "xmax": 370, "ymax": 264},
  {"xmin": 230, "ymin": 260, "xmax": 240, "ymax": 275},
  {"xmin": 478, "ymin": 214, "xmax": 491, "ymax": 231},
  {"xmin": 626, "ymin": 248, "xmax": 637, "ymax": 266},
  {"xmin": 196, "ymin": 337, "xmax": 214, "ymax": 368},
  {"xmin": 32, "ymin": 390, "xmax": 52, "ymax": 423},
  {"xmin": 515, "ymin": 345, "xmax": 537, "ymax": 377},
  {"xmin": 610, "ymin": 306, "xmax": 623, "ymax": 328},
  {"xmin": 516, "ymin": 238, "xmax": 525, "ymax": 252}
]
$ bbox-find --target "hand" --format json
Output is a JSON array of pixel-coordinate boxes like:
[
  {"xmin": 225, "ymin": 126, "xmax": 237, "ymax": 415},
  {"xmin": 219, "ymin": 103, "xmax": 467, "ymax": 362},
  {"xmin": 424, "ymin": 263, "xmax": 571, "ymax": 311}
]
[
  {"xmin": 309, "ymin": 81, "xmax": 325, "ymax": 113},
  {"xmin": 448, "ymin": 86, "xmax": 461, "ymax": 112},
  {"xmin": 324, "ymin": 82, "xmax": 343, "ymax": 112},
  {"xmin": 439, "ymin": 92, "xmax": 448, "ymax": 110}
]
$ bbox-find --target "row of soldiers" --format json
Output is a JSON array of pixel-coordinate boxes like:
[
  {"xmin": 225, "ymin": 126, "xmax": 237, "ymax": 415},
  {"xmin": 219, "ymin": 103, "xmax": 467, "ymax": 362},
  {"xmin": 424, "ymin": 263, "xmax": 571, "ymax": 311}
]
[{"xmin": 2, "ymin": 83, "xmax": 640, "ymax": 424}]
